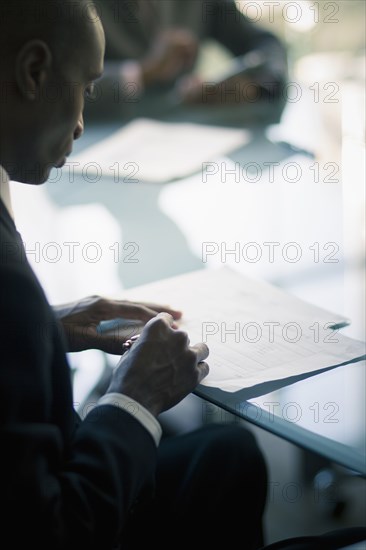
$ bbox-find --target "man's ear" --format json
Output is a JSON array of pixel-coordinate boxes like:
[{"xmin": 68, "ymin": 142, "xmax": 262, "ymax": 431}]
[{"xmin": 15, "ymin": 39, "xmax": 52, "ymax": 101}]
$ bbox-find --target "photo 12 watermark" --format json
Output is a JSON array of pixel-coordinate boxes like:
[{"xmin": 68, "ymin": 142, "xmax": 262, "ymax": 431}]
[
  {"xmin": 200, "ymin": 320, "xmax": 341, "ymax": 345},
  {"xmin": 200, "ymin": 80, "xmax": 340, "ymax": 105},
  {"xmin": 201, "ymin": 241, "xmax": 340, "ymax": 264},
  {"xmin": 201, "ymin": 160, "xmax": 340, "ymax": 184},
  {"xmin": 202, "ymin": 400, "xmax": 340, "ymax": 426},
  {"xmin": 201, "ymin": 2, "xmax": 340, "ymax": 26},
  {"xmin": 0, "ymin": 240, "xmax": 140, "ymax": 265}
]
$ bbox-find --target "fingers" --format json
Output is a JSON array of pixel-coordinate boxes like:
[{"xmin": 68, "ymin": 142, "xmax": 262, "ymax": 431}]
[
  {"xmin": 138, "ymin": 302, "xmax": 182, "ymax": 320},
  {"xmin": 127, "ymin": 314, "xmax": 210, "ymax": 385},
  {"xmin": 165, "ymin": 28, "xmax": 198, "ymax": 50},
  {"xmin": 190, "ymin": 342, "xmax": 209, "ymax": 363},
  {"xmin": 113, "ymin": 302, "xmax": 158, "ymax": 323},
  {"xmin": 196, "ymin": 361, "xmax": 210, "ymax": 383},
  {"xmin": 145, "ymin": 311, "xmax": 175, "ymax": 332},
  {"xmin": 106, "ymin": 301, "xmax": 182, "ymax": 325},
  {"xmin": 118, "ymin": 303, "xmax": 182, "ymax": 329},
  {"xmin": 87, "ymin": 296, "xmax": 183, "ymax": 327},
  {"xmin": 90, "ymin": 313, "xmax": 177, "ymax": 355},
  {"xmin": 190, "ymin": 342, "xmax": 210, "ymax": 383},
  {"xmin": 145, "ymin": 317, "xmax": 209, "ymax": 357}
]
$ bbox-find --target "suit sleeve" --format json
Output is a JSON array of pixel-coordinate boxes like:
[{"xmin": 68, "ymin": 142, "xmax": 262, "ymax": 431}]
[
  {"xmin": 0, "ymin": 263, "xmax": 157, "ymax": 549},
  {"xmin": 207, "ymin": 0, "xmax": 288, "ymax": 85}
]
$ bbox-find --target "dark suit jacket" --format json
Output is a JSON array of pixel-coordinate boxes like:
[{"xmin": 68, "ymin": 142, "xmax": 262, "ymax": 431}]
[{"xmin": 0, "ymin": 198, "xmax": 156, "ymax": 549}]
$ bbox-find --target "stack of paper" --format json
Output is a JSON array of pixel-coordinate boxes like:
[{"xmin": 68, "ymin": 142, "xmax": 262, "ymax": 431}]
[
  {"xmin": 71, "ymin": 118, "xmax": 251, "ymax": 183},
  {"xmin": 120, "ymin": 268, "xmax": 365, "ymax": 392}
]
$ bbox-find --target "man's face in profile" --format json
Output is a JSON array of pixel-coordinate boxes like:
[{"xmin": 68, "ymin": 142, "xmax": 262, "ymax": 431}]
[
  {"xmin": 0, "ymin": 2, "xmax": 105, "ymax": 185},
  {"xmin": 44, "ymin": 22, "xmax": 105, "ymax": 177},
  {"xmin": 35, "ymin": 8, "xmax": 105, "ymax": 184}
]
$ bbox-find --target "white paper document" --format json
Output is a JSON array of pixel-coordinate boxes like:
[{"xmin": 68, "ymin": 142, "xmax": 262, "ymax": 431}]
[
  {"xmin": 122, "ymin": 268, "xmax": 365, "ymax": 392},
  {"xmin": 71, "ymin": 118, "xmax": 250, "ymax": 183}
]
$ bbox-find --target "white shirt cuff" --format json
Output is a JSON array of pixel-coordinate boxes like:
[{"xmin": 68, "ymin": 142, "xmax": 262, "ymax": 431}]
[
  {"xmin": 97, "ymin": 393, "xmax": 162, "ymax": 447},
  {"xmin": 119, "ymin": 61, "xmax": 144, "ymax": 97},
  {"xmin": 0, "ymin": 166, "xmax": 14, "ymax": 220}
]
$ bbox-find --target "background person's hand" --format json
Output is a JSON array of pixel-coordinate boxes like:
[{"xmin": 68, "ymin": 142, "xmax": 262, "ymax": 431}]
[
  {"xmin": 107, "ymin": 313, "xmax": 209, "ymax": 416},
  {"xmin": 141, "ymin": 28, "xmax": 198, "ymax": 86},
  {"xmin": 54, "ymin": 296, "xmax": 182, "ymax": 354}
]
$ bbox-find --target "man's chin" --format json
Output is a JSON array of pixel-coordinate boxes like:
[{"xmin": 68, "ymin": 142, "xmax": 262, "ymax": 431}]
[
  {"xmin": 15, "ymin": 164, "xmax": 55, "ymax": 185},
  {"xmin": 18, "ymin": 174, "xmax": 48, "ymax": 185}
]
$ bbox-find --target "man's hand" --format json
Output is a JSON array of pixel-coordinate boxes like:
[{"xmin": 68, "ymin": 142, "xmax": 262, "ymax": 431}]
[
  {"xmin": 54, "ymin": 296, "xmax": 182, "ymax": 355},
  {"xmin": 141, "ymin": 28, "xmax": 198, "ymax": 87},
  {"xmin": 107, "ymin": 313, "xmax": 209, "ymax": 416}
]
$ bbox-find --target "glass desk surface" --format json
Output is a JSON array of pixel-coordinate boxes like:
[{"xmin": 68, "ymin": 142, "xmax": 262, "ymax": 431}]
[{"xmin": 196, "ymin": 358, "xmax": 366, "ymax": 476}]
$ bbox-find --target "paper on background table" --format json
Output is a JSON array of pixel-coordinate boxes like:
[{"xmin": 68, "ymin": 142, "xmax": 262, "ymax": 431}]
[
  {"xmin": 71, "ymin": 118, "xmax": 250, "ymax": 183},
  {"xmin": 121, "ymin": 268, "xmax": 365, "ymax": 392}
]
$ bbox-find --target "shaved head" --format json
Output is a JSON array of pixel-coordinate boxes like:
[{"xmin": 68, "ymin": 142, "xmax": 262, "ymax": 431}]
[
  {"xmin": 0, "ymin": 0, "xmax": 100, "ymax": 65},
  {"xmin": 0, "ymin": 0, "xmax": 105, "ymax": 184}
]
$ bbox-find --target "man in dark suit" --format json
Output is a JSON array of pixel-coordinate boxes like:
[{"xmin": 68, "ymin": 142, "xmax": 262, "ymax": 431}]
[{"xmin": 0, "ymin": 1, "xmax": 267, "ymax": 548}]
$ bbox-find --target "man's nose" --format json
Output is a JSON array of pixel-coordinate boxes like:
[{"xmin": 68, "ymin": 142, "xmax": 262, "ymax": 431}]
[{"xmin": 74, "ymin": 116, "xmax": 84, "ymax": 140}]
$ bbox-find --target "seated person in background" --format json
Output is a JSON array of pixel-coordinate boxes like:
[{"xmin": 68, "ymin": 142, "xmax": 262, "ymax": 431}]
[
  {"xmin": 0, "ymin": 1, "xmax": 267, "ymax": 548},
  {"xmin": 93, "ymin": 0, "xmax": 287, "ymax": 108}
]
